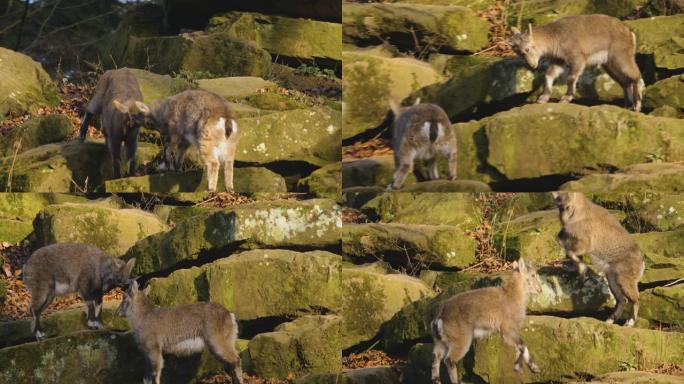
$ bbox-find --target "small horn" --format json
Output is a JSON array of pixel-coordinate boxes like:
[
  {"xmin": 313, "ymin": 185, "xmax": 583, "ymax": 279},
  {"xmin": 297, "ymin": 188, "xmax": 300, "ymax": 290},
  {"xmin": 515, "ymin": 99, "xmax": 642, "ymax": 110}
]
[{"xmin": 528, "ymin": 23, "xmax": 533, "ymax": 39}]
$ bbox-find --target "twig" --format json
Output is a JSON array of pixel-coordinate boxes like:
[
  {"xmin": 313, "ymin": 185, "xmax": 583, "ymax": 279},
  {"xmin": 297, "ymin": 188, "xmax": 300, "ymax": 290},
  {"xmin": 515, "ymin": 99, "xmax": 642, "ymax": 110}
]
[{"xmin": 14, "ymin": 0, "xmax": 29, "ymax": 50}]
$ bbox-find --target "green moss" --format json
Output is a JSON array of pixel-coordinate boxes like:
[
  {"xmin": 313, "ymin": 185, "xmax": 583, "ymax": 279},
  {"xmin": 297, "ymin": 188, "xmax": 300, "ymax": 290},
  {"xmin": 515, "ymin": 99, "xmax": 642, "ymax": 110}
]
[
  {"xmin": 0, "ymin": 115, "xmax": 72, "ymax": 156},
  {"xmin": 298, "ymin": 162, "xmax": 341, "ymax": 200},
  {"xmin": 0, "ymin": 219, "xmax": 33, "ymax": 244},
  {"xmin": 0, "ymin": 47, "xmax": 59, "ymax": 118},
  {"xmin": 244, "ymin": 92, "xmax": 307, "ymax": 110}
]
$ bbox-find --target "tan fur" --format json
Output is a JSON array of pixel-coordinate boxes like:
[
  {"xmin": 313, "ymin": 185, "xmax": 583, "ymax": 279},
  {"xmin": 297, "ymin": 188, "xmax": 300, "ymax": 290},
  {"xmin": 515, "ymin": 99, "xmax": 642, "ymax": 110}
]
[
  {"xmin": 79, "ymin": 69, "xmax": 145, "ymax": 178},
  {"xmin": 23, "ymin": 243, "xmax": 135, "ymax": 340},
  {"xmin": 117, "ymin": 281, "xmax": 243, "ymax": 384},
  {"xmin": 125, "ymin": 90, "xmax": 239, "ymax": 192},
  {"xmin": 552, "ymin": 192, "xmax": 645, "ymax": 326},
  {"xmin": 430, "ymin": 260, "xmax": 542, "ymax": 384},
  {"xmin": 388, "ymin": 101, "xmax": 457, "ymax": 190},
  {"xmin": 510, "ymin": 14, "xmax": 643, "ymax": 111}
]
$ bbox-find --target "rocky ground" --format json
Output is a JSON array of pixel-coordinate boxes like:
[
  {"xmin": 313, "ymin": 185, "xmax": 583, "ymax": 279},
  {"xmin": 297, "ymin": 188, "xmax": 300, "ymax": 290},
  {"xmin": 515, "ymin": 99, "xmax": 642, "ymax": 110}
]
[
  {"xmin": 340, "ymin": 191, "xmax": 684, "ymax": 383},
  {"xmin": 342, "ymin": 0, "xmax": 684, "ymax": 193},
  {"xmin": 0, "ymin": 0, "xmax": 342, "ymax": 196}
]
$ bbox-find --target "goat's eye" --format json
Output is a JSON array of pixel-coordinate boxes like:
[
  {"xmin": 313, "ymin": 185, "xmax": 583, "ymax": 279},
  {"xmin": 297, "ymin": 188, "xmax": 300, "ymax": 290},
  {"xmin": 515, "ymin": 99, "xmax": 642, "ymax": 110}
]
[{"xmin": 524, "ymin": 47, "xmax": 530, "ymax": 53}]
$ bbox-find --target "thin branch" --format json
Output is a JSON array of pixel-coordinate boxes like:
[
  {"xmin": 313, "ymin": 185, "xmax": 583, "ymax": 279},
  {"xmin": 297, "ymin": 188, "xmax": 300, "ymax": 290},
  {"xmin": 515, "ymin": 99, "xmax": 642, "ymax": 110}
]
[
  {"xmin": 14, "ymin": 0, "xmax": 29, "ymax": 50},
  {"xmin": 22, "ymin": 8, "xmax": 119, "ymax": 52}
]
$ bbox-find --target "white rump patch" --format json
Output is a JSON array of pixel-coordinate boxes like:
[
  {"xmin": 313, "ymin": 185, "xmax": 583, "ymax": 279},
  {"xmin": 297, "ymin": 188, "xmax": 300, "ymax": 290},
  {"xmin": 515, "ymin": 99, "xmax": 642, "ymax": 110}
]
[
  {"xmin": 587, "ymin": 50, "xmax": 609, "ymax": 66},
  {"xmin": 54, "ymin": 282, "xmax": 70, "ymax": 295},
  {"xmin": 168, "ymin": 337, "xmax": 206, "ymax": 355},
  {"xmin": 213, "ymin": 141, "xmax": 229, "ymax": 162},
  {"xmin": 420, "ymin": 122, "xmax": 431, "ymax": 139},
  {"xmin": 473, "ymin": 328, "xmax": 490, "ymax": 339}
]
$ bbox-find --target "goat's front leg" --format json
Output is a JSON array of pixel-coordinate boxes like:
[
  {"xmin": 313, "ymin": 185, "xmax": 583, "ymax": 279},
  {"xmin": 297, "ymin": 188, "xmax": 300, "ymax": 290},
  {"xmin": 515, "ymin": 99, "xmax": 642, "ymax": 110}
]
[{"xmin": 561, "ymin": 60, "xmax": 586, "ymax": 103}]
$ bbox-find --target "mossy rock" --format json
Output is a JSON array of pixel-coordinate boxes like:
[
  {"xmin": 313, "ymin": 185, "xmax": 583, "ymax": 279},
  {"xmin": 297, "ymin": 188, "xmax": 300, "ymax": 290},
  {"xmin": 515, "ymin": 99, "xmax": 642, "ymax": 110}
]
[
  {"xmin": 342, "ymin": 223, "xmax": 477, "ymax": 268},
  {"xmin": 0, "ymin": 301, "xmax": 129, "ymax": 348},
  {"xmin": 643, "ymin": 74, "xmax": 684, "ymax": 113},
  {"xmin": 0, "ymin": 330, "xmax": 250, "ymax": 383},
  {"xmin": 342, "ymin": 50, "xmax": 445, "ymax": 139},
  {"xmin": 634, "ymin": 230, "xmax": 684, "ymax": 284},
  {"xmin": 402, "ymin": 180, "xmax": 491, "ymax": 192},
  {"xmin": 341, "ymin": 264, "xmax": 434, "ymax": 348},
  {"xmin": 343, "ymin": 3, "xmax": 489, "ymax": 53},
  {"xmin": 128, "ymin": 68, "xmax": 196, "ymax": 103},
  {"xmin": 298, "ymin": 162, "xmax": 341, "ymax": 200},
  {"xmin": 0, "ymin": 141, "xmax": 160, "ymax": 192},
  {"xmin": 510, "ymin": 0, "xmax": 646, "ymax": 26},
  {"xmin": 123, "ymin": 32, "xmax": 272, "ymax": 77},
  {"xmin": 561, "ymin": 162, "xmax": 684, "ymax": 194},
  {"xmin": 0, "ymin": 193, "xmax": 105, "ymax": 221},
  {"xmin": 495, "ymin": 209, "xmax": 564, "ymax": 265},
  {"xmin": 243, "ymin": 92, "xmax": 307, "ymax": 111},
  {"xmin": 0, "ymin": 218, "xmax": 33, "ymax": 244},
  {"xmin": 0, "ymin": 47, "xmax": 59, "ymax": 118},
  {"xmin": 361, "ymin": 192, "xmax": 482, "ymax": 230},
  {"xmin": 104, "ymin": 167, "xmax": 287, "ymax": 193},
  {"xmin": 573, "ymin": 371, "xmax": 684, "ymax": 384},
  {"xmin": 147, "ymin": 250, "xmax": 343, "ymax": 320},
  {"xmin": 237, "ymin": 107, "xmax": 340, "ymax": 166},
  {"xmin": 0, "ymin": 115, "xmax": 72, "ymax": 156},
  {"xmin": 631, "ymin": 194, "xmax": 684, "ymax": 231},
  {"xmin": 32, "ymin": 202, "xmax": 169, "ymax": 256},
  {"xmin": 197, "ymin": 77, "xmax": 275, "ymax": 101},
  {"xmin": 484, "ymin": 104, "xmax": 684, "ymax": 180},
  {"xmin": 208, "ymin": 11, "xmax": 342, "ymax": 64},
  {"xmin": 124, "ymin": 199, "xmax": 341, "ymax": 275},
  {"xmin": 640, "ymin": 284, "xmax": 684, "ymax": 326},
  {"xmin": 248, "ymin": 315, "xmax": 343, "ymax": 379},
  {"xmin": 626, "ymin": 14, "xmax": 684, "ymax": 71}
]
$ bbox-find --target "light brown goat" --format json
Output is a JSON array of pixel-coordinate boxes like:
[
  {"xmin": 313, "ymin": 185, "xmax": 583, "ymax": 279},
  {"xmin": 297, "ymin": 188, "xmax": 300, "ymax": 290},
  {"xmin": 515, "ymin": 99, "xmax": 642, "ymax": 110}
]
[
  {"xmin": 430, "ymin": 260, "xmax": 541, "ymax": 384},
  {"xmin": 510, "ymin": 14, "xmax": 644, "ymax": 111}
]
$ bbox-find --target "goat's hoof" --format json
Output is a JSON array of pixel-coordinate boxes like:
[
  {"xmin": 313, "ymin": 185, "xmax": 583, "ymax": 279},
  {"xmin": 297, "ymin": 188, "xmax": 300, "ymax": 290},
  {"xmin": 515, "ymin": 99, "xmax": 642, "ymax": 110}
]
[
  {"xmin": 514, "ymin": 364, "xmax": 523, "ymax": 373},
  {"xmin": 87, "ymin": 321, "xmax": 104, "ymax": 330},
  {"xmin": 624, "ymin": 319, "xmax": 635, "ymax": 327},
  {"xmin": 605, "ymin": 318, "xmax": 615, "ymax": 325},
  {"xmin": 530, "ymin": 363, "xmax": 541, "ymax": 374},
  {"xmin": 560, "ymin": 95, "xmax": 574, "ymax": 103},
  {"xmin": 432, "ymin": 379, "xmax": 442, "ymax": 384},
  {"xmin": 386, "ymin": 184, "xmax": 399, "ymax": 191},
  {"xmin": 35, "ymin": 331, "xmax": 45, "ymax": 341},
  {"xmin": 536, "ymin": 95, "xmax": 550, "ymax": 104}
]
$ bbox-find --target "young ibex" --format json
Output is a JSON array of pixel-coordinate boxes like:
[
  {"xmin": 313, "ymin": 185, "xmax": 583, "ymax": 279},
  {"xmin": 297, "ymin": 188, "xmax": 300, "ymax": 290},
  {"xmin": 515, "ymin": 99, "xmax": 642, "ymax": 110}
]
[
  {"xmin": 430, "ymin": 260, "xmax": 542, "ymax": 384},
  {"xmin": 510, "ymin": 14, "xmax": 644, "ymax": 111},
  {"xmin": 117, "ymin": 280, "xmax": 244, "ymax": 384},
  {"xmin": 22, "ymin": 243, "xmax": 135, "ymax": 340},
  {"xmin": 79, "ymin": 68, "xmax": 145, "ymax": 178},
  {"xmin": 552, "ymin": 192, "xmax": 645, "ymax": 327},
  {"xmin": 114, "ymin": 89, "xmax": 239, "ymax": 192},
  {"xmin": 388, "ymin": 99, "xmax": 457, "ymax": 190}
]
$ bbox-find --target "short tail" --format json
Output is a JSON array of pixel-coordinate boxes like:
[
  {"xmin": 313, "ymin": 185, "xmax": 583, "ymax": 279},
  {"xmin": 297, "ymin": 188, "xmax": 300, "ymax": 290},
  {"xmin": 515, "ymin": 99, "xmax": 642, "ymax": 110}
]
[
  {"xmin": 227, "ymin": 118, "xmax": 238, "ymax": 139},
  {"xmin": 429, "ymin": 119, "xmax": 439, "ymax": 143}
]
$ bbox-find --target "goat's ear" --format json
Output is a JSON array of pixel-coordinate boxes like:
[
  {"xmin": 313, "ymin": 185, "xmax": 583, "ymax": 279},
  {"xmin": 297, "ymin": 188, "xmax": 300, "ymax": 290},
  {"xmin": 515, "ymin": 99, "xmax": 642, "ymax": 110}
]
[
  {"xmin": 131, "ymin": 101, "xmax": 151, "ymax": 115},
  {"xmin": 510, "ymin": 26, "xmax": 521, "ymax": 35},
  {"xmin": 123, "ymin": 258, "xmax": 136, "ymax": 278},
  {"xmin": 142, "ymin": 285, "xmax": 151, "ymax": 297},
  {"xmin": 112, "ymin": 99, "xmax": 128, "ymax": 113}
]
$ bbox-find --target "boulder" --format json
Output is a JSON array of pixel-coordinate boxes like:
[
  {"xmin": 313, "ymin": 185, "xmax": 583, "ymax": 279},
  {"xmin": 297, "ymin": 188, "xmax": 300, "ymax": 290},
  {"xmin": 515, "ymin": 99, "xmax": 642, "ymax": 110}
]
[
  {"xmin": 0, "ymin": 219, "xmax": 33, "ymax": 244},
  {"xmin": 404, "ymin": 316, "xmax": 684, "ymax": 384},
  {"xmin": 342, "ymin": 223, "xmax": 477, "ymax": 268},
  {"xmin": 124, "ymin": 199, "xmax": 341, "ymax": 275},
  {"xmin": 123, "ymin": 32, "xmax": 272, "ymax": 77},
  {"xmin": 341, "ymin": 264, "xmax": 434, "ymax": 348},
  {"xmin": 207, "ymin": 11, "xmax": 342, "ymax": 64},
  {"xmin": 631, "ymin": 194, "xmax": 684, "ymax": 231},
  {"xmin": 127, "ymin": 68, "xmax": 195, "ymax": 103},
  {"xmin": 248, "ymin": 315, "xmax": 343, "ymax": 379},
  {"xmin": 342, "ymin": 50, "xmax": 444, "ymax": 139},
  {"xmin": 0, "ymin": 47, "xmax": 59, "ymax": 117},
  {"xmin": 634, "ymin": 230, "xmax": 684, "ymax": 284},
  {"xmin": 0, "ymin": 330, "xmax": 250, "ymax": 383},
  {"xmin": 104, "ymin": 167, "xmax": 287, "ymax": 193},
  {"xmin": 0, "ymin": 115, "xmax": 72, "ymax": 156},
  {"xmin": 147, "ymin": 250, "xmax": 343, "ymax": 320},
  {"xmin": 0, "ymin": 141, "xmax": 160, "ymax": 192},
  {"xmin": 384, "ymin": 0, "xmax": 495, "ymax": 11},
  {"xmin": 573, "ymin": 371, "xmax": 684, "ymax": 384},
  {"xmin": 401, "ymin": 180, "xmax": 491, "ymax": 192},
  {"xmin": 640, "ymin": 284, "xmax": 684, "ymax": 325},
  {"xmin": 626, "ymin": 14, "xmax": 684, "ymax": 71},
  {"xmin": 361, "ymin": 192, "xmax": 482, "ymax": 229},
  {"xmin": 298, "ymin": 162, "xmax": 341, "ymax": 200},
  {"xmin": 343, "ymin": 3, "xmax": 489, "ymax": 53},
  {"xmin": 237, "ymin": 107, "xmax": 341, "ymax": 166},
  {"xmin": 32, "ymin": 202, "xmax": 169, "ymax": 256},
  {"xmin": 414, "ymin": 56, "xmax": 624, "ymax": 120},
  {"xmin": 0, "ymin": 193, "xmax": 103, "ymax": 221},
  {"xmin": 483, "ymin": 104, "xmax": 684, "ymax": 180},
  {"xmin": 511, "ymin": 0, "xmax": 646, "ymax": 26},
  {"xmin": 197, "ymin": 76, "xmax": 275, "ymax": 101},
  {"xmin": 561, "ymin": 162, "xmax": 684, "ymax": 193},
  {"xmin": 295, "ymin": 367, "xmax": 401, "ymax": 384},
  {"xmin": 0, "ymin": 301, "xmax": 128, "ymax": 348},
  {"xmin": 162, "ymin": 0, "xmax": 341, "ymax": 32},
  {"xmin": 496, "ymin": 209, "xmax": 565, "ymax": 265},
  {"xmin": 643, "ymin": 74, "xmax": 684, "ymax": 113}
]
